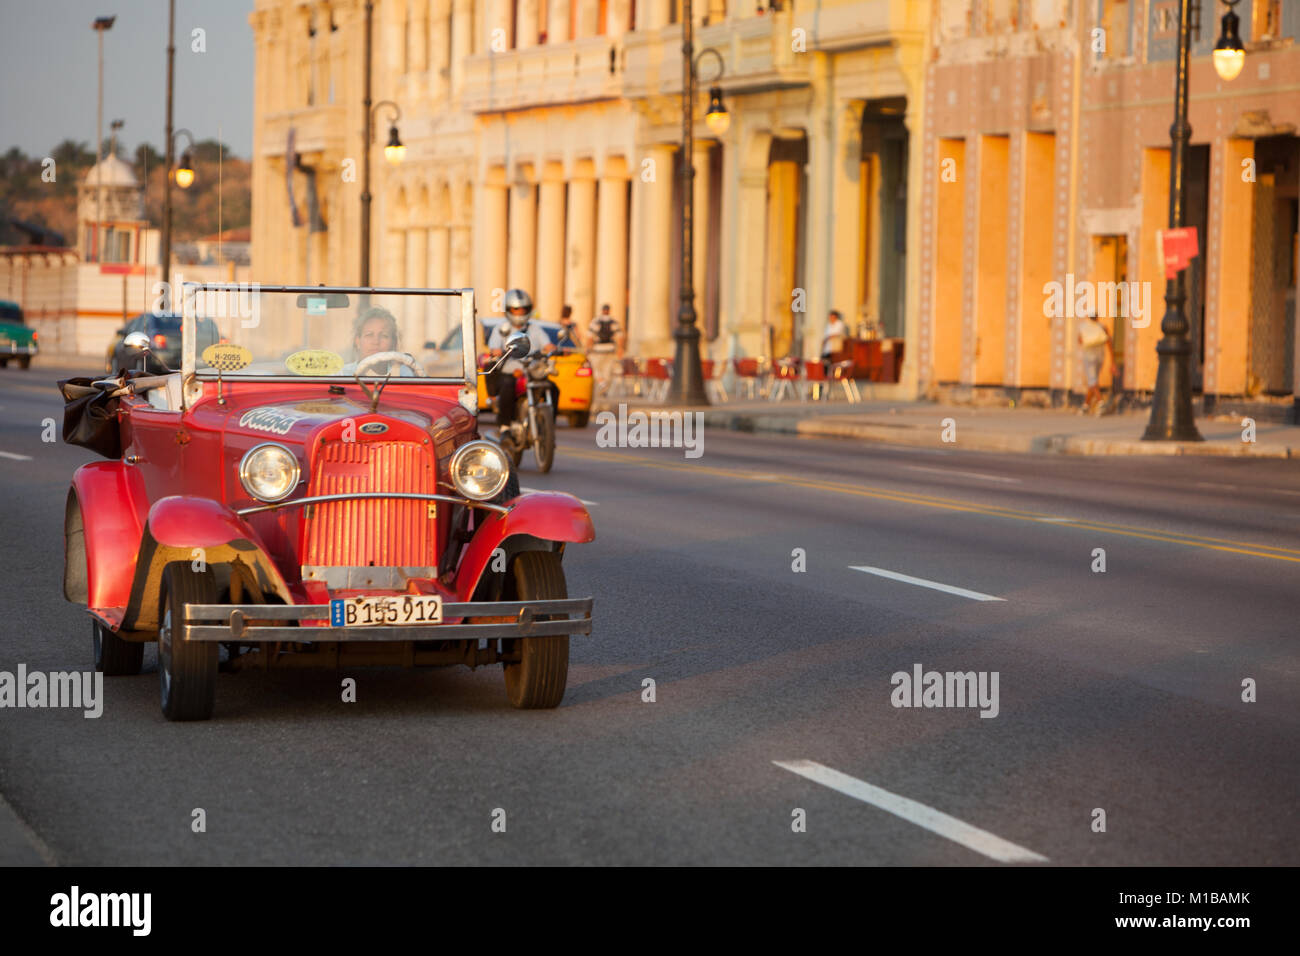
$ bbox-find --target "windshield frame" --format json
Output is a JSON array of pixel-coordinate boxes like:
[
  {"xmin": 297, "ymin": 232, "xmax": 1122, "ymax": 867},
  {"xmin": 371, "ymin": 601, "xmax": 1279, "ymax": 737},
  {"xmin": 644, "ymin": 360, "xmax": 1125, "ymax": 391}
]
[{"xmin": 180, "ymin": 283, "xmax": 476, "ymax": 409}]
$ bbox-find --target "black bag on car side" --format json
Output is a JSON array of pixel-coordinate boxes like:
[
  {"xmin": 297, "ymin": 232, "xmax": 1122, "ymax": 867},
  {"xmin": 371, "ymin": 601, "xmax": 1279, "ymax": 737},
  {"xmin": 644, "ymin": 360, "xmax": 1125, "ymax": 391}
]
[{"xmin": 58, "ymin": 377, "xmax": 122, "ymax": 460}]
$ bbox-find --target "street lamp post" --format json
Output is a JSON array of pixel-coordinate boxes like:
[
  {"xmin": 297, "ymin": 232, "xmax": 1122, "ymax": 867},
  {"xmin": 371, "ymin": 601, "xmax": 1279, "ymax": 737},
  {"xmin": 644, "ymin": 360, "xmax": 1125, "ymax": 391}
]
[
  {"xmin": 668, "ymin": 2, "xmax": 729, "ymax": 406},
  {"xmin": 1143, "ymin": 0, "xmax": 1204, "ymax": 441},
  {"xmin": 359, "ymin": 1, "xmax": 405, "ymax": 286},
  {"xmin": 161, "ymin": 127, "xmax": 195, "ymax": 306},
  {"xmin": 92, "ymin": 16, "xmax": 115, "ymax": 264},
  {"xmin": 160, "ymin": 0, "xmax": 177, "ymax": 307}
]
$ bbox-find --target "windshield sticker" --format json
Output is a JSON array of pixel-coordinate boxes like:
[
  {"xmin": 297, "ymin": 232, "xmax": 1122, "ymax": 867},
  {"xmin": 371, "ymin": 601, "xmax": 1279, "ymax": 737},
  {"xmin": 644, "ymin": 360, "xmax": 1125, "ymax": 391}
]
[
  {"xmin": 238, "ymin": 407, "xmax": 312, "ymax": 435},
  {"xmin": 285, "ymin": 349, "xmax": 344, "ymax": 376},
  {"xmin": 305, "ymin": 297, "xmax": 327, "ymax": 315},
  {"xmin": 201, "ymin": 343, "xmax": 253, "ymax": 372}
]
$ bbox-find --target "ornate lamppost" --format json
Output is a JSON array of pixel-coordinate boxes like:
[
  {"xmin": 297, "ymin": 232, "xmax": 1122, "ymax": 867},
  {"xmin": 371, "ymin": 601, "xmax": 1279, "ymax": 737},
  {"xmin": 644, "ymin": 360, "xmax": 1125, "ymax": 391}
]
[{"xmin": 668, "ymin": 0, "xmax": 730, "ymax": 406}]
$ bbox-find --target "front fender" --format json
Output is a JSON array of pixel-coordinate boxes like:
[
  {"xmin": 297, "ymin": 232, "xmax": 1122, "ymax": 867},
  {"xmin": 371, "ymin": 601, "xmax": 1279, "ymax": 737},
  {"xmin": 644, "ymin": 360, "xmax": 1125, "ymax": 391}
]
[
  {"xmin": 67, "ymin": 462, "xmax": 148, "ymax": 611},
  {"xmin": 120, "ymin": 496, "xmax": 293, "ymax": 631},
  {"xmin": 454, "ymin": 491, "xmax": 594, "ymax": 598}
]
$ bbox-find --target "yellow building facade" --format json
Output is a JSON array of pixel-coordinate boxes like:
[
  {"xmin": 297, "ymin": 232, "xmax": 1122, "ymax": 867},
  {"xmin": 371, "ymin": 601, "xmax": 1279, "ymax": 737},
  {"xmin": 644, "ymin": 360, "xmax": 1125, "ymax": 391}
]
[
  {"xmin": 250, "ymin": 0, "xmax": 929, "ymax": 390},
  {"xmin": 923, "ymin": 0, "xmax": 1300, "ymax": 414}
]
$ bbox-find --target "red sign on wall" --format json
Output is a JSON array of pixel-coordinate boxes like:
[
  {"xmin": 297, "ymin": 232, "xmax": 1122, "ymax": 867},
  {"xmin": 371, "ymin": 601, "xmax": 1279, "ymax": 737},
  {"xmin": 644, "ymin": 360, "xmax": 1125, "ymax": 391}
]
[{"xmin": 1158, "ymin": 227, "xmax": 1199, "ymax": 280}]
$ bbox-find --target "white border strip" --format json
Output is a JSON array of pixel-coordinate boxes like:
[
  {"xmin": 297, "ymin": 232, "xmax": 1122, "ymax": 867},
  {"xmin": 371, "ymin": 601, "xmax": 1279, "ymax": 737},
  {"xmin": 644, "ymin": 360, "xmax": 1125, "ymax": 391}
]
[
  {"xmin": 849, "ymin": 566, "xmax": 1005, "ymax": 602},
  {"xmin": 773, "ymin": 760, "xmax": 1047, "ymax": 863}
]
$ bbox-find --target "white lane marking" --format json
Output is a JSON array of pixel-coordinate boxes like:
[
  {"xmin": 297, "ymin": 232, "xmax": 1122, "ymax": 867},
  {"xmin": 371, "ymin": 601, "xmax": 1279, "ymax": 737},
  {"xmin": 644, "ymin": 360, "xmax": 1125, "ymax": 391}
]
[
  {"xmin": 849, "ymin": 565, "xmax": 1005, "ymax": 602},
  {"xmin": 520, "ymin": 486, "xmax": 597, "ymax": 506},
  {"xmin": 1196, "ymin": 481, "xmax": 1239, "ymax": 491},
  {"xmin": 773, "ymin": 760, "xmax": 1048, "ymax": 863},
  {"xmin": 774, "ymin": 764, "xmax": 1050, "ymax": 863},
  {"xmin": 1034, "ymin": 517, "xmax": 1073, "ymax": 523},
  {"xmin": 904, "ymin": 464, "xmax": 1022, "ymax": 484},
  {"xmin": 0, "ymin": 451, "xmax": 32, "ymax": 461}
]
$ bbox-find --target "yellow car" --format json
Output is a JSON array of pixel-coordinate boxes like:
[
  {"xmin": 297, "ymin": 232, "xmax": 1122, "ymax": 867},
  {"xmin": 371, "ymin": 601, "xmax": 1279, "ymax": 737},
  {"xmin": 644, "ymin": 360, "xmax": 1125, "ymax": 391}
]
[{"xmin": 436, "ymin": 319, "xmax": 595, "ymax": 427}]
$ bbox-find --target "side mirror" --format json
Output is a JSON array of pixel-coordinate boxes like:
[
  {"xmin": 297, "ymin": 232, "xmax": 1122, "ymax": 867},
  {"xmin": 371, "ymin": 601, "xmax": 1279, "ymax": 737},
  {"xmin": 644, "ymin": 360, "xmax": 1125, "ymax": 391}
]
[
  {"xmin": 123, "ymin": 331, "xmax": 150, "ymax": 351},
  {"xmin": 504, "ymin": 331, "xmax": 530, "ymax": 360}
]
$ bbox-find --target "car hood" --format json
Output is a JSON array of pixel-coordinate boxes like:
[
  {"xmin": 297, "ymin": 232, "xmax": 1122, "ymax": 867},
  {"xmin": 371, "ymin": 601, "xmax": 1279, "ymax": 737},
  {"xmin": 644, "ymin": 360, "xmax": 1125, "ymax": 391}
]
[{"xmin": 200, "ymin": 391, "xmax": 475, "ymax": 447}]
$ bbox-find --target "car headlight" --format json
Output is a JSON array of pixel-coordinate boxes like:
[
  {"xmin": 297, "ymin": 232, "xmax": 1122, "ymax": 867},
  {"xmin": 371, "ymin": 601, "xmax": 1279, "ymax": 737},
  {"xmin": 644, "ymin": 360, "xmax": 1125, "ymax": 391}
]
[
  {"xmin": 450, "ymin": 440, "xmax": 511, "ymax": 501},
  {"xmin": 239, "ymin": 443, "xmax": 301, "ymax": 502}
]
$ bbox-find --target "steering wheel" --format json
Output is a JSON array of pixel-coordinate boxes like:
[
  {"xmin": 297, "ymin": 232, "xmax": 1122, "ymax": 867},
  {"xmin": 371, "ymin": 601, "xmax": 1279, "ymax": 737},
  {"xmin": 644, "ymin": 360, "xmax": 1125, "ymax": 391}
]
[
  {"xmin": 354, "ymin": 351, "xmax": 426, "ymax": 410},
  {"xmin": 355, "ymin": 350, "xmax": 426, "ymax": 378}
]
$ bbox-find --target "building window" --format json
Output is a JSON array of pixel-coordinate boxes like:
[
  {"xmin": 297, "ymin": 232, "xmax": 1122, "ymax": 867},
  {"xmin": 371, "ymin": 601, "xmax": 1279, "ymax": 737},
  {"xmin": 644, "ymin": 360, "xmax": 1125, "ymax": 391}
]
[
  {"xmin": 1096, "ymin": 0, "xmax": 1132, "ymax": 60},
  {"xmin": 985, "ymin": 0, "xmax": 1016, "ymax": 33},
  {"xmin": 1252, "ymin": 0, "xmax": 1282, "ymax": 42}
]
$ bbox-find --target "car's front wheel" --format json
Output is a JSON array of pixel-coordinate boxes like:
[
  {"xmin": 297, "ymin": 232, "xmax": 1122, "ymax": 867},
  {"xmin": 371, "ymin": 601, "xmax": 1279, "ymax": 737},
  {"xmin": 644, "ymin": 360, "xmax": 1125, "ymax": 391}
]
[
  {"xmin": 16, "ymin": 355, "xmax": 30, "ymax": 370},
  {"xmin": 93, "ymin": 619, "xmax": 143, "ymax": 676},
  {"xmin": 501, "ymin": 551, "xmax": 569, "ymax": 709},
  {"xmin": 158, "ymin": 562, "xmax": 219, "ymax": 721},
  {"xmin": 567, "ymin": 411, "xmax": 590, "ymax": 429}
]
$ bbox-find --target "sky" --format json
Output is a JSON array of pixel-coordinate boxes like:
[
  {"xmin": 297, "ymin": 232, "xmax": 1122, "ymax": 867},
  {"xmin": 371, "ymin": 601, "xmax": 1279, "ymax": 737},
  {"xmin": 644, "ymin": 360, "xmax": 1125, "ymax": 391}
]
[{"xmin": 0, "ymin": 0, "xmax": 256, "ymax": 160}]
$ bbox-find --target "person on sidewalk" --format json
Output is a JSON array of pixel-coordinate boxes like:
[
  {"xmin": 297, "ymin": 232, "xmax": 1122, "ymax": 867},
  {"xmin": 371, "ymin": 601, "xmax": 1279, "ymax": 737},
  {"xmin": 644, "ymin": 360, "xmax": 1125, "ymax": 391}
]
[
  {"xmin": 820, "ymin": 310, "xmax": 847, "ymax": 375},
  {"xmin": 587, "ymin": 303, "xmax": 625, "ymax": 395},
  {"xmin": 556, "ymin": 304, "xmax": 582, "ymax": 352},
  {"xmin": 1077, "ymin": 312, "xmax": 1114, "ymax": 414}
]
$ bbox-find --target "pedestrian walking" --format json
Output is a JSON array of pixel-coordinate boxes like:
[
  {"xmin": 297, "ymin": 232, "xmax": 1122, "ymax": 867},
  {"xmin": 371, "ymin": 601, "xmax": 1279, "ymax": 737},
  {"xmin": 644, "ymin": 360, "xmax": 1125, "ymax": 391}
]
[
  {"xmin": 820, "ymin": 309, "xmax": 847, "ymax": 374},
  {"xmin": 587, "ymin": 303, "xmax": 625, "ymax": 395},
  {"xmin": 1076, "ymin": 312, "xmax": 1114, "ymax": 414}
]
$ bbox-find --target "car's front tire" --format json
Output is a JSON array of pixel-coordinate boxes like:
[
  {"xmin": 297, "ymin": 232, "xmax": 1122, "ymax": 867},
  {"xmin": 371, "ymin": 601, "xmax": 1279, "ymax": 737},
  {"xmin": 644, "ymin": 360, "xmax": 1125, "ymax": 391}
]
[
  {"xmin": 566, "ymin": 411, "xmax": 590, "ymax": 429},
  {"xmin": 501, "ymin": 551, "xmax": 569, "ymax": 709},
  {"xmin": 16, "ymin": 355, "xmax": 30, "ymax": 370},
  {"xmin": 158, "ymin": 562, "xmax": 219, "ymax": 721},
  {"xmin": 93, "ymin": 619, "xmax": 143, "ymax": 676}
]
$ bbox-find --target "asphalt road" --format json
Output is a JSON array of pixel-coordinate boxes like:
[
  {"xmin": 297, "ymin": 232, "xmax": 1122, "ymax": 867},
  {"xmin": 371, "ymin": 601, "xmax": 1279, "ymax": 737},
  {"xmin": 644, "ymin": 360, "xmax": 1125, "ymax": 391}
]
[{"xmin": 1, "ymin": 364, "xmax": 1297, "ymax": 865}]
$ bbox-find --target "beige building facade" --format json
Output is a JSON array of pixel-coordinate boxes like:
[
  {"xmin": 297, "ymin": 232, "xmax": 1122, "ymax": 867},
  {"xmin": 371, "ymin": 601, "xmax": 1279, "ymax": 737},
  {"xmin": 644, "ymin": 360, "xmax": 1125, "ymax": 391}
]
[
  {"xmin": 250, "ymin": 0, "xmax": 929, "ymax": 391},
  {"xmin": 923, "ymin": 0, "xmax": 1300, "ymax": 413}
]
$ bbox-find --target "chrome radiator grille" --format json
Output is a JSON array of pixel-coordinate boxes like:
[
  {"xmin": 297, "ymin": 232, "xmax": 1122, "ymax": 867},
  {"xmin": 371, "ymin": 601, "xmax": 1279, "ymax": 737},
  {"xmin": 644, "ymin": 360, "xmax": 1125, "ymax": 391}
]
[{"xmin": 302, "ymin": 440, "xmax": 438, "ymax": 568}]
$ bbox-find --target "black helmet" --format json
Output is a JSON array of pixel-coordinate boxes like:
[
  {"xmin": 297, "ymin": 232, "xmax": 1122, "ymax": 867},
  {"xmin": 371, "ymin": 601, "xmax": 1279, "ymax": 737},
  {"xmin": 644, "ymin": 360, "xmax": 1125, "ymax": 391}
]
[{"xmin": 504, "ymin": 289, "xmax": 533, "ymax": 327}]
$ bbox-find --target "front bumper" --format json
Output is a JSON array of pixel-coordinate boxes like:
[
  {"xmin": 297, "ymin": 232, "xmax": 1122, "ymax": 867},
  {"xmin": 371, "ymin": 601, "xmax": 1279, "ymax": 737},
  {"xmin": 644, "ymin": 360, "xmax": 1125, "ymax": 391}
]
[
  {"xmin": 182, "ymin": 598, "xmax": 592, "ymax": 643},
  {"xmin": 3, "ymin": 342, "xmax": 37, "ymax": 356}
]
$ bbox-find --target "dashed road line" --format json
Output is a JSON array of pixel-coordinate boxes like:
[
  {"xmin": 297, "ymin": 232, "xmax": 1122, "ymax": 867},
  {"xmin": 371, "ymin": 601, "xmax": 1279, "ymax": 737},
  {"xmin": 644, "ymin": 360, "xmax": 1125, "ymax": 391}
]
[
  {"xmin": 849, "ymin": 565, "xmax": 1005, "ymax": 602},
  {"xmin": 0, "ymin": 451, "xmax": 33, "ymax": 461},
  {"xmin": 904, "ymin": 464, "xmax": 1022, "ymax": 484},
  {"xmin": 773, "ymin": 760, "xmax": 1048, "ymax": 863}
]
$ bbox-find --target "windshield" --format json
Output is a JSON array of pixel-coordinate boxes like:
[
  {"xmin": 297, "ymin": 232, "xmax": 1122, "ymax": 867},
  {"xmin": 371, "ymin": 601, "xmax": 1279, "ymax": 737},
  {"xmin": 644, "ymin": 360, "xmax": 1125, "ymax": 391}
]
[{"xmin": 184, "ymin": 286, "xmax": 470, "ymax": 382}]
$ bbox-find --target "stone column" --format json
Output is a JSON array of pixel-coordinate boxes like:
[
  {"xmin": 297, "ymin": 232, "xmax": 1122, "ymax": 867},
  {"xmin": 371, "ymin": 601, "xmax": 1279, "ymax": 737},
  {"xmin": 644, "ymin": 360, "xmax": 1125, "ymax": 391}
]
[
  {"xmin": 449, "ymin": 225, "xmax": 472, "ymax": 287},
  {"xmin": 507, "ymin": 166, "xmax": 537, "ymax": 295},
  {"xmin": 428, "ymin": 226, "xmax": 450, "ymax": 287},
  {"xmin": 596, "ymin": 161, "xmax": 629, "ymax": 324},
  {"xmin": 451, "ymin": 0, "xmax": 473, "ymax": 93},
  {"xmin": 430, "ymin": 0, "xmax": 451, "ymax": 100},
  {"xmin": 547, "ymin": 0, "xmax": 570, "ymax": 43},
  {"xmin": 476, "ymin": 175, "xmax": 509, "ymax": 310},
  {"xmin": 485, "ymin": 0, "xmax": 513, "ymax": 50},
  {"xmin": 384, "ymin": 229, "xmax": 406, "ymax": 287},
  {"xmin": 692, "ymin": 141, "xmax": 712, "ymax": 329},
  {"xmin": 630, "ymin": 144, "xmax": 675, "ymax": 354},
  {"xmin": 607, "ymin": 0, "xmax": 632, "ymax": 38},
  {"xmin": 564, "ymin": 164, "xmax": 598, "ymax": 330},
  {"xmin": 516, "ymin": 0, "xmax": 539, "ymax": 48},
  {"xmin": 574, "ymin": 0, "xmax": 599, "ymax": 38},
  {"xmin": 635, "ymin": 0, "xmax": 672, "ymax": 30},
  {"xmin": 410, "ymin": 0, "xmax": 428, "ymax": 72},
  {"xmin": 536, "ymin": 164, "xmax": 567, "ymax": 321}
]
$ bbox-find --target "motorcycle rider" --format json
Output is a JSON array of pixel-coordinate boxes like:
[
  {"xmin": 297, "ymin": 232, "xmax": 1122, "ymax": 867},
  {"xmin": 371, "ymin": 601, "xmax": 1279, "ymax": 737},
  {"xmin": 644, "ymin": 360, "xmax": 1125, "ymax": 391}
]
[{"xmin": 485, "ymin": 289, "xmax": 558, "ymax": 431}]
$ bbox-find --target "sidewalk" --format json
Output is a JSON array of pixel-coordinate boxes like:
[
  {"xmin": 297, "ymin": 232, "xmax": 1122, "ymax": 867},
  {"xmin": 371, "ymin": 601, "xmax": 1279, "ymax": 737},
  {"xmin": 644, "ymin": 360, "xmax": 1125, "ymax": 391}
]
[{"xmin": 594, "ymin": 395, "xmax": 1300, "ymax": 458}]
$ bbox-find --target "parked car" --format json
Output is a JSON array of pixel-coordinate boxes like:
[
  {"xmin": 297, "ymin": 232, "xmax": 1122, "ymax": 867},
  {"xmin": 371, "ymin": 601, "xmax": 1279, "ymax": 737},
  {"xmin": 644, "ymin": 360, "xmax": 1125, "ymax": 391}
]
[
  {"xmin": 433, "ymin": 318, "xmax": 594, "ymax": 428},
  {"xmin": 63, "ymin": 284, "xmax": 595, "ymax": 720},
  {"xmin": 0, "ymin": 300, "xmax": 38, "ymax": 369},
  {"xmin": 106, "ymin": 312, "xmax": 220, "ymax": 373}
]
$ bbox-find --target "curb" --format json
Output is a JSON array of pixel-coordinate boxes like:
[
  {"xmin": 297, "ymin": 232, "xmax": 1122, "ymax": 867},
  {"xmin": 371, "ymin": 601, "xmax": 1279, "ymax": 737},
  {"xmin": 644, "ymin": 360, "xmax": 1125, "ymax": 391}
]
[{"xmin": 694, "ymin": 411, "xmax": 1295, "ymax": 458}]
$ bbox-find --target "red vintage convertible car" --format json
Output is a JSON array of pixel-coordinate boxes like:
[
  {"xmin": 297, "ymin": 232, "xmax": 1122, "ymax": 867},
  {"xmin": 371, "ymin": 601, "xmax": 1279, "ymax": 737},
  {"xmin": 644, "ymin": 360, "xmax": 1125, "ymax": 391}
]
[{"xmin": 62, "ymin": 284, "xmax": 594, "ymax": 720}]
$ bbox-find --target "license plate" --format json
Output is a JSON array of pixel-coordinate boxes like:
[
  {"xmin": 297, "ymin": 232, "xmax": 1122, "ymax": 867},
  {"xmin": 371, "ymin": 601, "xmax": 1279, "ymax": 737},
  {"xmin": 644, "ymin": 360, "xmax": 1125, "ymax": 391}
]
[{"xmin": 330, "ymin": 595, "xmax": 443, "ymax": 627}]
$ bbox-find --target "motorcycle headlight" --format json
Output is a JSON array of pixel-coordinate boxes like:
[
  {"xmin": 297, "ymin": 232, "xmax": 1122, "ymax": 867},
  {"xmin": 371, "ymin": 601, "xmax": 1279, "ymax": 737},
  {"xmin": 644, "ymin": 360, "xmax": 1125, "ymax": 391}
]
[
  {"xmin": 239, "ymin": 443, "xmax": 301, "ymax": 502},
  {"xmin": 450, "ymin": 440, "xmax": 511, "ymax": 501}
]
